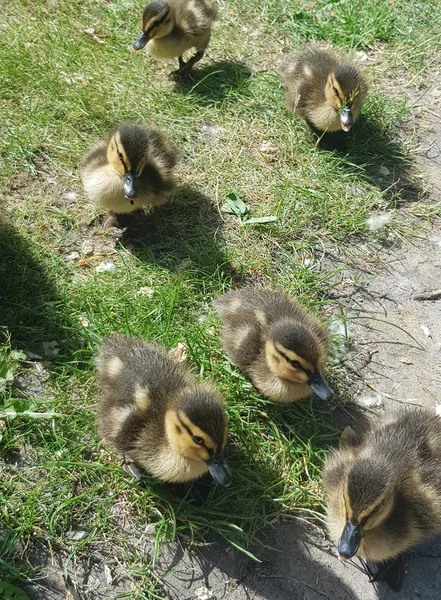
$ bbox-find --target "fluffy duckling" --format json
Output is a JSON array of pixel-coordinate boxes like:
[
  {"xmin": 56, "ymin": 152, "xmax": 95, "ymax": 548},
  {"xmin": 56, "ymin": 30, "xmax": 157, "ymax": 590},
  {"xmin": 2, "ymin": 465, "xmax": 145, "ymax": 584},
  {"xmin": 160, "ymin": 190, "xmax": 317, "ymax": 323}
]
[
  {"xmin": 80, "ymin": 123, "xmax": 178, "ymax": 226},
  {"xmin": 280, "ymin": 46, "xmax": 367, "ymax": 133},
  {"xmin": 214, "ymin": 288, "xmax": 333, "ymax": 403},
  {"xmin": 97, "ymin": 335, "xmax": 231, "ymax": 486},
  {"xmin": 132, "ymin": 0, "xmax": 218, "ymax": 77},
  {"xmin": 323, "ymin": 407, "xmax": 441, "ymax": 590}
]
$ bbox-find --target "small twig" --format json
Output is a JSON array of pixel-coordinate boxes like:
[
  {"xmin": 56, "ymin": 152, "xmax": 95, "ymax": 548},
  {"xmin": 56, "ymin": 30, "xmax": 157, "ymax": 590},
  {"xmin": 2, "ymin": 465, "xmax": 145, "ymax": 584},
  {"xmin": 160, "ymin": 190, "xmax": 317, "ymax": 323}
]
[{"xmin": 413, "ymin": 289, "xmax": 441, "ymax": 301}]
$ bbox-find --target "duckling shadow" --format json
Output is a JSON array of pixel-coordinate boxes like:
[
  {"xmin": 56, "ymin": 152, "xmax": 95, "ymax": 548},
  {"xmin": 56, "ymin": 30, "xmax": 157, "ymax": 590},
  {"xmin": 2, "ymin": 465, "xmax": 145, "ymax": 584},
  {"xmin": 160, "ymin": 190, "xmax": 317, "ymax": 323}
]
[
  {"xmin": 173, "ymin": 60, "xmax": 253, "ymax": 105},
  {"xmin": 346, "ymin": 113, "xmax": 422, "ymax": 205},
  {"xmin": 157, "ymin": 517, "xmax": 373, "ymax": 600},
  {"xmin": 120, "ymin": 185, "xmax": 236, "ymax": 283},
  {"xmin": 0, "ymin": 217, "xmax": 77, "ymax": 360}
]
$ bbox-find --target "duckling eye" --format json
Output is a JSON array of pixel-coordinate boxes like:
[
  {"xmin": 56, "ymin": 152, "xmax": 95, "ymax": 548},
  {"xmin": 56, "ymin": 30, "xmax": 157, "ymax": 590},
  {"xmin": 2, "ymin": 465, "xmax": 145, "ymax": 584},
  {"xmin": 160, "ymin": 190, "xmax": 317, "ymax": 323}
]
[
  {"xmin": 372, "ymin": 503, "xmax": 382, "ymax": 513},
  {"xmin": 289, "ymin": 360, "xmax": 302, "ymax": 369},
  {"xmin": 117, "ymin": 151, "xmax": 124, "ymax": 162},
  {"xmin": 192, "ymin": 435, "xmax": 204, "ymax": 445},
  {"xmin": 333, "ymin": 87, "xmax": 339, "ymax": 97}
]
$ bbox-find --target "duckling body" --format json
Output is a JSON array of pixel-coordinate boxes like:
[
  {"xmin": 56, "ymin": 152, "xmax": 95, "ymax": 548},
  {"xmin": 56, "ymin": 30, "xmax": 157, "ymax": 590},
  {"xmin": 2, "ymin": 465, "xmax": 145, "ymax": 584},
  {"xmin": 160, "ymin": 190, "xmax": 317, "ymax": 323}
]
[
  {"xmin": 214, "ymin": 288, "xmax": 333, "ymax": 403},
  {"xmin": 80, "ymin": 123, "xmax": 178, "ymax": 221},
  {"xmin": 324, "ymin": 408, "xmax": 441, "ymax": 568},
  {"xmin": 280, "ymin": 46, "xmax": 367, "ymax": 133},
  {"xmin": 97, "ymin": 335, "xmax": 230, "ymax": 485},
  {"xmin": 132, "ymin": 0, "xmax": 218, "ymax": 76}
]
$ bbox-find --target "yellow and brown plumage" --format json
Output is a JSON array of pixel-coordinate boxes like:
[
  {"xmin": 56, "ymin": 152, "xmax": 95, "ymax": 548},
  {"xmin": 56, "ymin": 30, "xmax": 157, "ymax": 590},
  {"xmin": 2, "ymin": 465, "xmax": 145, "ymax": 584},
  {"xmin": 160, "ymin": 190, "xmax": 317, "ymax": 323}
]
[
  {"xmin": 132, "ymin": 0, "xmax": 218, "ymax": 76},
  {"xmin": 214, "ymin": 288, "xmax": 333, "ymax": 403},
  {"xmin": 323, "ymin": 407, "xmax": 441, "ymax": 590},
  {"xmin": 80, "ymin": 123, "xmax": 178, "ymax": 224},
  {"xmin": 280, "ymin": 46, "xmax": 368, "ymax": 133},
  {"xmin": 97, "ymin": 335, "xmax": 231, "ymax": 485}
]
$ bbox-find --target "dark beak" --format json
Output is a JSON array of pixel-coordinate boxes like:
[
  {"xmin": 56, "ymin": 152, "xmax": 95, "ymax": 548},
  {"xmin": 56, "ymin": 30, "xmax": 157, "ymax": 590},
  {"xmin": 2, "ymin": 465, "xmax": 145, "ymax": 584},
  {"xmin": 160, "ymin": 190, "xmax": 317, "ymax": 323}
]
[
  {"xmin": 308, "ymin": 371, "xmax": 334, "ymax": 401},
  {"xmin": 123, "ymin": 173, "xmax": 137, "ymax": 200},
  {"xmin": 132, "ymin": 31, "xmax": 149, "ymax": 52},
  {"xmin": 340, "ymin": 105, "xmax": 354, "ymax": 132},
  {"xmin": 206, "ymin": 454, "xmax": 232, "ymax": 487},
  {"xmin": 338, "ymin": 520, "xmax": 363, "ymax": 559}
]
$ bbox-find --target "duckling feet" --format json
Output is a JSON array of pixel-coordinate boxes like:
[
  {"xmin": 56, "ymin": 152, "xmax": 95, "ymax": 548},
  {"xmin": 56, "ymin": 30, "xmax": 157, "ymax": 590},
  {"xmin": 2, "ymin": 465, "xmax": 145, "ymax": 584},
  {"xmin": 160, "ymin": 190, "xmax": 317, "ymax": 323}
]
[
  {"xmin": 170, "ymin": 51, "xmax": 205, "ymax": 81},
  {"xmin": 119, "ymin": 454, "xmax": 143, "ymax": 482},
  {"xmin": 362, "ymin": 555, "xmax": 405, "ymax": 592},
  {"xmin": 102, "ymin": 211, "xmax": 120, "ymax": 229}
]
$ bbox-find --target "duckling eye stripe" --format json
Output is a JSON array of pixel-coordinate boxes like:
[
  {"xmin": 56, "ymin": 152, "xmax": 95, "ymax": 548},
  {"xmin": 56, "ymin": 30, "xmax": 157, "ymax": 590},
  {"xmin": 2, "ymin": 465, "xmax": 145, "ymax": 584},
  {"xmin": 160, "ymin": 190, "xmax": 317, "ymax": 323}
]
[
  {"xmin": 278, "ymin": 350, "xmax": 304, "ymax": 371},
  {"xmin": 177, "ymin": 414, "xmax": 208, "ymax": 450},
  {"xmin": 115, "ymin": 142, "xmax": 128, "ymax": 173},
  {"xmin": 146, "ymin": 11, "xmax": 170, "ymax": 35}
]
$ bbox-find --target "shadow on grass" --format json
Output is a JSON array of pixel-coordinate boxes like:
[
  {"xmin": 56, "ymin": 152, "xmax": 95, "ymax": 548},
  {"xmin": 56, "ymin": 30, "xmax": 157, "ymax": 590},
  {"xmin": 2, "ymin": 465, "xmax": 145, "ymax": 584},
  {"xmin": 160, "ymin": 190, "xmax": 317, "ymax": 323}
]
[
  {"xmin": 315, "ymin": 112, "xmax": 422, "ymax": 206},
  {"xmin": 347, "ymin": 113, "xmax": 422, "ymax": 205},
  {"xmin": 0, "ymin": 216, "xmax": 71, "ymax": 357},
  {"xmin": 120, "ymin": 185, "xmax": 241, "ymax": 284},
  {"xmin": 173, "ymin": 60, "xmax": 253, "ymax": 105}
]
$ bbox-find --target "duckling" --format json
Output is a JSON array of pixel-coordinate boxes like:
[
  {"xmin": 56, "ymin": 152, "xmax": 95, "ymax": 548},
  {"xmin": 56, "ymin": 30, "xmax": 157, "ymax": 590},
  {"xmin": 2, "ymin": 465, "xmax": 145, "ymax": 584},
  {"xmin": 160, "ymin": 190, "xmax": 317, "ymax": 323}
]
[
  {"xmin": 97, "ymin": 335, "xmax": 231, "ymax": 486},
  {"xmin": 214, "ymin": 288, "xmax": 333, "ymax": 403},
  {"xmin": 80, "ymin": 123, "xmax": 178, "ymax": 227},
  {"xmin": 280, "ymin": 46, "xmax": 367, "ymax": 133},
  {"xmin": 323, "ymin": 407, "xmax": 441, "ymax": 590},
  {"xmin": 132, "ymin": 0, "xmax": 218, "ymax": 77}
]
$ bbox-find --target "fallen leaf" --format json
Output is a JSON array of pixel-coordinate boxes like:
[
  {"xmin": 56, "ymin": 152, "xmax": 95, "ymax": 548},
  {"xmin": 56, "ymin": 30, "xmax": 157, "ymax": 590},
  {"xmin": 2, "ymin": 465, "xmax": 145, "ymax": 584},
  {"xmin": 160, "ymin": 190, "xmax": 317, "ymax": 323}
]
[
  {"xmin": 243, "ymin": 215, "xmax": 277, "ymax": 225},
  {"xmin": 259, "ymin": 140, "xmax": 279, "ymax": 154},
  {"xmin": 136, "ymin": 287, "xmax": 154, "ymax": 298},
  {"xmin": 169, "ymin": 342, "xmax": 188, "ymax": 363},
  {"xmin": 81, "ymin": 27, "xmax": 106, "ymax": 43},
  {"xmin": 95, "ymin": 261, "xmax": 115, "ymax": 273},
  {"xmin": 399, "ymin": 357, "xmax": 413, "ymax": 365}
]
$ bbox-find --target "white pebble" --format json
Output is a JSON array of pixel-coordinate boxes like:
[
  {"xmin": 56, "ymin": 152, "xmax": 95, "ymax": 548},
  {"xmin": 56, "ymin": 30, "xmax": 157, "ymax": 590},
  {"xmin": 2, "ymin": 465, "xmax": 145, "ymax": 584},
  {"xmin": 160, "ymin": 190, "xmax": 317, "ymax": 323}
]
[
  {"xmin": 367, "ymin": 213, "xmax": 392, "ymax": 231},
  {"xmin": 358, "ymin": 394, "xmax": 384, "ymax": 409}
]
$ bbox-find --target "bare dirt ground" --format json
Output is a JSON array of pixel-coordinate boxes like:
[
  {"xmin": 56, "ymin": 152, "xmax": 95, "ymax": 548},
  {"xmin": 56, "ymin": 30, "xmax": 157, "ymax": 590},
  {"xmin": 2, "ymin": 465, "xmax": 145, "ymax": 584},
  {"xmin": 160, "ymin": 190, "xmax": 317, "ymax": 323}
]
[{"xmin": 15, "ymin": 59, "xmax": 441, "ymax": 600}]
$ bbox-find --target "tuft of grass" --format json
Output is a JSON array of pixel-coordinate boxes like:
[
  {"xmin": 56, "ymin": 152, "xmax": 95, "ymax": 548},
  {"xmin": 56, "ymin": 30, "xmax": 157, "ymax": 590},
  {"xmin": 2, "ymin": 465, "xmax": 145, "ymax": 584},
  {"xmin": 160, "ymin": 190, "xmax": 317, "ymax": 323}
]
[{"xmin": 0, "ymin": 0, "xmax": 439, "ymax": 595}]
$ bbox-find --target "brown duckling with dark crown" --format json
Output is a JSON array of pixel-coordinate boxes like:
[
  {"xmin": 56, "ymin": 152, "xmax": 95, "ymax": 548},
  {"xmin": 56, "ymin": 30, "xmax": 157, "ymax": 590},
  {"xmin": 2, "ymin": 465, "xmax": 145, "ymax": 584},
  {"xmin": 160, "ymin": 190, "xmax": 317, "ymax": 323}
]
[
  {"xmin": 132, "ymin": 0, "xmax": 218, "ymax": 77},
  {"xmin": 323, "ymin": 407, "xmax": 441, "ymax": 591},
  {"xmin": 97, "ymin": 335, "xmax": 231, "ymax": 486},
  {"xmin": 280, "ymin": 46, "xmax": 368, "ymax": 133},
  {"xmin": 80, "ymin": 123, "xmax": 178, "ymax": 227},
  {"xmin": 214, "ymin": 288, "xmax": 333, "ymax": 403}
]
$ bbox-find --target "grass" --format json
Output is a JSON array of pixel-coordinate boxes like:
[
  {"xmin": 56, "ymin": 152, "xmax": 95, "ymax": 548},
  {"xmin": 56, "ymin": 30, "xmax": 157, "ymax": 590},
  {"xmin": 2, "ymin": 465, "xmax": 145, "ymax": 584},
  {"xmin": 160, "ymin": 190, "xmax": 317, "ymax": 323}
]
[{"xmin": 1, "ymin": 0, "xmax": 440, "ymax": 597}]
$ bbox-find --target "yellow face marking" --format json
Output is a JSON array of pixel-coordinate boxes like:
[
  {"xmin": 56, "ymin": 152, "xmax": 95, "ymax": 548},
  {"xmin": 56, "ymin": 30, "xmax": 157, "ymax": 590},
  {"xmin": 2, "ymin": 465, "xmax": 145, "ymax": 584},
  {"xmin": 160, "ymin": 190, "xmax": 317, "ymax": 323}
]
[
  {"xmin": 105, "ymin": 356, "xmax": 123, "ymax": 378},
  {"xmin": 177, "ymin": 411, "xmax": 217, "ymax": 451},
  {"xmin": 142, "ymin": 7, "xmax": 172, "ymax": 37},
  {"xmin": 134, "ymin": 383, "xmax": 150, "ymax": 411},
  {"xmin": 107, "ymin": 131, "xmax": 131, "ymax": 176},
  {"xmin": 164, "ymin": 409, "xmax": 222, "ymax": 462},
  {"xmin": 265, "ymin": 341, "xmax": 309, "ymax": 383},
  {"xmin": 274, "ymin": 343, "xmax": 313, "ymax": 372},
  {"xmin": 136, "ymin": 157, "xmax": 148, "ymax": 178}
]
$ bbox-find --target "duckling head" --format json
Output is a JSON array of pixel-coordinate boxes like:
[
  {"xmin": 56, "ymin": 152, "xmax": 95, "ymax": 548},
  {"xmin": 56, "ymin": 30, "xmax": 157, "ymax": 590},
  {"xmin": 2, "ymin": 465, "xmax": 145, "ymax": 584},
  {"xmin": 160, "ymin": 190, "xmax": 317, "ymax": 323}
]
[
  {"xmin": 265, "ymin": 319, "xmax": 333, "ymax": 401},
  {"xmin": 325, "ymin": 66, "xmax": 363, "ymax": 132},
  {"xmin": 165, "ymin": 387, "xmax": 232, "ymax": 486},
  {"xmin": 337, "ymin": 458, "xmax": 396, "ymax": 560},
  {"xmin": 106, "ymin": 125, "xmax": 154, "ymax": 205},
  {"xmin": 132, "ymin": 0, "xmax": 174, "ymax": 51}
]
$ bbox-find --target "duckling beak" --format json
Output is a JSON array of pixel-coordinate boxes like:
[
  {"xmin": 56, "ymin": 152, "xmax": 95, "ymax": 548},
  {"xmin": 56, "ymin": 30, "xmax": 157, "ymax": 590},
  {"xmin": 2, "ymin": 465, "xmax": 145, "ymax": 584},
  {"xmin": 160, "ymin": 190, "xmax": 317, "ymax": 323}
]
[
  {"xmin": 340, "ymin": 106, "xmax": 354, "ymax": 132},
  {"xmin": 206, "ymin": 454, "xmax": 232, "ymax": 487},
  {"xmin": 337, "ymin": 521, "xmax": 363, "ymax": 559},
  {"xmin": 123, "ymin": 173, "xmax": 137, "ymax": 200},
  {"xmin": 308, "ymin": 372, "xmax": 334, "ymax": 401},
  {"xmin": 132, "ymin": 32, "xmax": 149, "ymax": 52}
]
